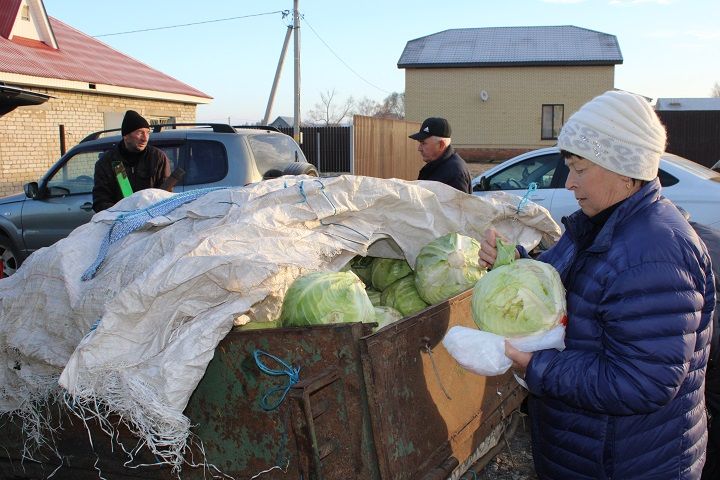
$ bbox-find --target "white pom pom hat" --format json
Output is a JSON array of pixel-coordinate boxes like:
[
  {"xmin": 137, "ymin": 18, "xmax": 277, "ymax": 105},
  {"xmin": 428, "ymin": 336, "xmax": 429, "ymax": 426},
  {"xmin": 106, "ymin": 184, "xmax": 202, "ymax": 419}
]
[{"xmin": 557, "ymin": 90, "xmax": 667, "ymax": 181}]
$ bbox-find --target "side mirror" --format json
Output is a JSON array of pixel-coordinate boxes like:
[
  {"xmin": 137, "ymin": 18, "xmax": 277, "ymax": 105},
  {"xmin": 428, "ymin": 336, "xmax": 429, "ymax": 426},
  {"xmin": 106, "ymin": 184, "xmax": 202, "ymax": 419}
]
[
  {"xmin": 473, "ymin": 176, "xmax": 490, "ymax": 192},
  {"xmin": 23, "ymin": 182, "xmax": 39, "ymax": 199}
]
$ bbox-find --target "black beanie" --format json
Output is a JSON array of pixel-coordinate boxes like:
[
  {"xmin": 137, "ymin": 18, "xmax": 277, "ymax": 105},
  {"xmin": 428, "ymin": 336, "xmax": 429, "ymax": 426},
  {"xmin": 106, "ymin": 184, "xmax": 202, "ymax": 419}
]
[{"xmin": 121, "ymin": 110, "xmax": 150, "ymax": 136}]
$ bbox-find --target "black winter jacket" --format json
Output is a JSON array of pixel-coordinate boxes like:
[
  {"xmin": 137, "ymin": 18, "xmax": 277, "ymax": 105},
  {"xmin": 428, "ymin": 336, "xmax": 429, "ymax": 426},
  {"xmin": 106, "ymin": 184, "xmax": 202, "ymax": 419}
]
[
  {"xmin": 417, "ymin": 146, "xmax": 472, "ymax": 193},
  {"xmin": 92, "ymin": 142, "xmax": 171, "ymax": 212}
]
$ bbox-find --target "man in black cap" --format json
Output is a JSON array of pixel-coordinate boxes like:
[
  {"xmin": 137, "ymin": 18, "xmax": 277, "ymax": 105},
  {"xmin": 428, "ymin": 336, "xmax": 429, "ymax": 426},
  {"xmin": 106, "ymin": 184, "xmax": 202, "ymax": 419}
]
[
  {"xmin": 92, "ymin": 110, "xmax": 172, "ymax": 212},
  {"xmin": 409, "ymin": 117, "xmax": 472, "ymax": 193}
]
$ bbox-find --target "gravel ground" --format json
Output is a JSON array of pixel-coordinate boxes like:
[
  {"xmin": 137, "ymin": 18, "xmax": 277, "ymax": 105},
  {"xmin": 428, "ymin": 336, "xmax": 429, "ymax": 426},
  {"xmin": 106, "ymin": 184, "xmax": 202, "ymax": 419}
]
[{"xmin": 476, "ymin": 416, "xmax": 537, "ymax": 480}]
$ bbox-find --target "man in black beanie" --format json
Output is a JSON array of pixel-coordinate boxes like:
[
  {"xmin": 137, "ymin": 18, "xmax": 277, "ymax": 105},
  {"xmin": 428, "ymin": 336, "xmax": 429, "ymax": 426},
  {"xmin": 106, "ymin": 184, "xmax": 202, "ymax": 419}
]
[{"xmin": 92, "ymin": 110, "xmax": 171, "ymax": 212}]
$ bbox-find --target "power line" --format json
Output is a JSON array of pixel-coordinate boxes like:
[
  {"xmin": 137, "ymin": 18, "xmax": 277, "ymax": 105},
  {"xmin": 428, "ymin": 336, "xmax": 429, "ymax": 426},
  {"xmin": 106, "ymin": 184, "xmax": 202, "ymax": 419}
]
[
  {"xmin": 300, "ymin": 16, "xmax": 390, "ymax": 95},
  {"xmin": 93, "ymin": 10, "xmax": 288, "ymax": 38}
]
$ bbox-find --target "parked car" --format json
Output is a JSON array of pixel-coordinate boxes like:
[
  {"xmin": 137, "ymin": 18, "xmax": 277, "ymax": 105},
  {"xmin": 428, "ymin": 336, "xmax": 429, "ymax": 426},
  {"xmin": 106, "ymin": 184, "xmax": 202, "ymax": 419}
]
[
  {"xmin": 0, "ymin": 123, "xmax": 317, "ymax": 276},
  {"xmin": 472, "ymin": 147, "xmax": 720, "ymax": 230}
]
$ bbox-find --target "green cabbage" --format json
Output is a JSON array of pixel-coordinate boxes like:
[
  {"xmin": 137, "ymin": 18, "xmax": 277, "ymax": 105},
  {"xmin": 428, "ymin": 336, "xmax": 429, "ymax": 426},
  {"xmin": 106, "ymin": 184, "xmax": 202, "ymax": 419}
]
[
  {"xmin": 370, "ymin": 257, "xmax": 412, "ymax": 291},
  {"xmin": 381, "ymin": 275, "xmax": 429, "ymax": 317},
  {"xmin": 471, "ymin": 258, "xmax": 565, "ymax": 337},
  {"xmin": 372, "ymin": 306, "xmax": 403, "ymax": 330},
  {"xmin": 414, "ymin": 232, "xmax": 486, "ymax": 305},
  {"xmin": 366, "ymin": 288, "xmax": 383, "ymax": 306},
  {"xmin": 280, "ymin": 271, "xmax": 375, "ymax": 327}
]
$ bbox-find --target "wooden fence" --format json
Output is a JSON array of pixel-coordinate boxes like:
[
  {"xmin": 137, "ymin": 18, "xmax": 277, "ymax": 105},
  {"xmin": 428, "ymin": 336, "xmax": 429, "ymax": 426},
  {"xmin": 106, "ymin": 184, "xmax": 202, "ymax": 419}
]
[
  {"xmin": 352, "ymin": 115, "xmax": 424, "ymax": 180},
  {"xmin": 280, "ymin": 117, "xmax": 424, "ymax": 180}
]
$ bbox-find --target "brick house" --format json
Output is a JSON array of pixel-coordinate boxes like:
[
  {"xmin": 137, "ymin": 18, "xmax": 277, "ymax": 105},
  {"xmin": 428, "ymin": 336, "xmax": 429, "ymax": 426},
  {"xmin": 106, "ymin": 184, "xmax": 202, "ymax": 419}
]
[
  {"xmin": 0, "ymin": 0, "xmax": 211, "ymax": 196},
  {"xmin": 398, "ymin": 26, "xmax": 623, "ymax": 161}
]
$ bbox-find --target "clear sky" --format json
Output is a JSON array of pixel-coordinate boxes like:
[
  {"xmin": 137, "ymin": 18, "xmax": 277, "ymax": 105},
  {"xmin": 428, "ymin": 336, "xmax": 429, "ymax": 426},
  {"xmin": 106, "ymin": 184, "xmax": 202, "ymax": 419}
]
[{"xmin": 43, "ymin": 0, "xmax": 719, "ymax": 125}]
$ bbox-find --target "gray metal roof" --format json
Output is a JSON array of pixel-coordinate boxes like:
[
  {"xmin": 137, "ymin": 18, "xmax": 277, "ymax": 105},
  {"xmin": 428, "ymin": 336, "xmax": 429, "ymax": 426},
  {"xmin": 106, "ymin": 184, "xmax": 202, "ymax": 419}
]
[
  {"xmin": 655, "ymin": 98, "xmax": 720, "ymax": 111},
  {"xmin": 398, "ymin": 26, "xmax": 623, "ymax": 68}
]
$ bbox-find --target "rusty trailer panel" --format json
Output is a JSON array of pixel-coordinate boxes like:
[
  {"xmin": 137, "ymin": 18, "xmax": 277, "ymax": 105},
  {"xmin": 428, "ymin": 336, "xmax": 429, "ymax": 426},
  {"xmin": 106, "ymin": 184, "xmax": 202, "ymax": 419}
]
[
  {"xmin": 359, "ymin": 289, "xmax": 526, "ymax": 480},
  {"xmin": 0, "ymin": 322, "xmax": 379, "ymax": 480},
  {"xmin": 0, "ymin": 291, "xmax": 526, "ymax": 479}
]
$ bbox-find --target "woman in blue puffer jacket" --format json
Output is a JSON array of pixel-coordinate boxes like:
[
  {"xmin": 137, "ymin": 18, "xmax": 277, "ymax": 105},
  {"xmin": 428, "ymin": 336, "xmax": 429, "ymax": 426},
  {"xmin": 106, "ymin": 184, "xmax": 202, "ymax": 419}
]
[{"xmin": 479, "ymin": 90, "xmax": 715, "ymax": 479}]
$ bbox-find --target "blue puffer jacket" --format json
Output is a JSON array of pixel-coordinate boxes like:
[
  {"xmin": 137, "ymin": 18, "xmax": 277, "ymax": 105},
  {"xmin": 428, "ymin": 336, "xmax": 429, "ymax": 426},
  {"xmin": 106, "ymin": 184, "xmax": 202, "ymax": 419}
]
[{"xmin": 526, "ymin": 179, "xmax": 715, "ymax": 479}]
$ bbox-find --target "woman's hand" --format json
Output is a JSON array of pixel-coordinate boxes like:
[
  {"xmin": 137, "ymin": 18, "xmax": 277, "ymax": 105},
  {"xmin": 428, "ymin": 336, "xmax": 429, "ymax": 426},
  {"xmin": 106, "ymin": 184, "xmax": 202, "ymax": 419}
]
[
  {"xmin": 505, "ymin": 340, "xmax": 532, "ymax": 371},
  {"xmin": 478, "ymin": 228, "xmax": 500, "ymax": 269}
]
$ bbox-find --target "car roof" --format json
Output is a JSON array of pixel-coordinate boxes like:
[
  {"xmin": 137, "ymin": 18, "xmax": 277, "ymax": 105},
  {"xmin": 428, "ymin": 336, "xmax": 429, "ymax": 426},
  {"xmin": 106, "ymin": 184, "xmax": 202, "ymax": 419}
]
[{"xmin": 472, "ymin": 147, "xmax": 720, "ymax": 184}]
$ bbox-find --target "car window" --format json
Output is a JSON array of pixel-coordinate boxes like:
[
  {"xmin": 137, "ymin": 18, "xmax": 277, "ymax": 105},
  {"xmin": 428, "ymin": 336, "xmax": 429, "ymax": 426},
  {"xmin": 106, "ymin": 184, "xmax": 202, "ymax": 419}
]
[
  {"xmin": 155, "ymin": 144, "xmax": 180, "ymax": 172},
  {"xmin": 487, "ymin": 153, "xmax": 562, "ymax": 190},
  {"xmin": 658, "ymin": 169, "xmax": 679, "ymax": 187},
  {"xmin": 248, "ymin": 134, "xmax": 301, "ymax": 175},
  {"xmin": 46, "ymin": 149, "xmax": 105, "ymax": 196},
  {"xmin": 183, "ymin": 140, "xmax": 228, "ymax": 185}
]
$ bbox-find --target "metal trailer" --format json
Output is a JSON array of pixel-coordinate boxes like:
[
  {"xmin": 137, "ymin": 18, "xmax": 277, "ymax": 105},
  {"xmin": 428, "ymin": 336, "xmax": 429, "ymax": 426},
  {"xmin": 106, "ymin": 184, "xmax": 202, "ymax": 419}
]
[{"xmin": 0, "ymin": 289, "xmax": 526, "ymax": 479}]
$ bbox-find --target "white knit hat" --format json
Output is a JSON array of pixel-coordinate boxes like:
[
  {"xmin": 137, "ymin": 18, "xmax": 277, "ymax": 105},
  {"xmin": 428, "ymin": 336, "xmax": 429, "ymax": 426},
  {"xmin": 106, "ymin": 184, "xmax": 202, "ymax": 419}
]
[{"xmin": 557, "ymin": 90, "xmax": 667, "ymax": 181}]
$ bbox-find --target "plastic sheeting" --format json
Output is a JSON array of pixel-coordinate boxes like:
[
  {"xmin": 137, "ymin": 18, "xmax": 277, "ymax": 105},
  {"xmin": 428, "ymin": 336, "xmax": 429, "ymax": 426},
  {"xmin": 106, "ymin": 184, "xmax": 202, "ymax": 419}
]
[{"xmin": 0, "ymin": 174, "xmax": 560, "ymax": 470}]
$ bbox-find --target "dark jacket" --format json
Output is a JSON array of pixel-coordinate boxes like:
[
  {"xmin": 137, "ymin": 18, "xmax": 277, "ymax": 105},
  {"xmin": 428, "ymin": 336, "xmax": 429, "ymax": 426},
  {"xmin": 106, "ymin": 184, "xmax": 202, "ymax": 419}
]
[
  {"xmin": 92, "ymin": 142, "xmax": 171, "ymax": 212},
  {"xmin": 417, "ymin": 146, "xmax": 472, "ymax": 193},
  {"xmin": 527, "ymin": 179, "xmax": 714, "ymax": 479}
]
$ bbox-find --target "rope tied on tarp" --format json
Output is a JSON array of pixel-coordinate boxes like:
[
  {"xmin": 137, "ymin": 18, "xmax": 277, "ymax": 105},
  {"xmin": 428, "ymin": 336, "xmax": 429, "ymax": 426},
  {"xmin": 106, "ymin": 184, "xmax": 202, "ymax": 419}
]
[
  {"xmin": 81, "ymin": 188, "xmax": 223, "ymax": 281},
  {"xmin": 253, "ymin": 350, "xmax": 301, "ymax": 411},
  {"xmin": 516, "ymin": 182, "xmax": 538, "ymax": 214}
]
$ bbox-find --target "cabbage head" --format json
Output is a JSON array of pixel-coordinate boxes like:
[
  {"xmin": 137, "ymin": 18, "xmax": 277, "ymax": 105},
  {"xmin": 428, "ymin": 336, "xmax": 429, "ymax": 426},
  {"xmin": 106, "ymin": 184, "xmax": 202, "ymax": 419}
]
[
  {"xmin": 381, "ymin": 275, "xmax": 429, "ymax": 317},
  {"xmin": 414, "ymin": 232, "xmax": 485, "ymax": 305},
  {"xmin": 471, "ymin": 259, "xmax": 566, "ymax": 337},
  {"xmin": 370, "ymin": 257, "xmax": 412, "ymax": 291},
  {"xmin": 280, "ymin": 271, "xmax": 375, "ymax": 327},
  {"xmin": 366, "ymin": 288, "xmax": 383, "ymax": 306},
  {"xmin": 372, "ymin": 306, "xmax": 403, "ymax": 330}
]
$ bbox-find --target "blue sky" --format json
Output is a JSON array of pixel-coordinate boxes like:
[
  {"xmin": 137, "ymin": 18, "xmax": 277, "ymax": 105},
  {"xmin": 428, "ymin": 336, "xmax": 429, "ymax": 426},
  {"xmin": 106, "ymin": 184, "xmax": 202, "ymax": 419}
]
[{"xmin": 43, "ymin": 0, "xmax": 719, "ymax": 125}]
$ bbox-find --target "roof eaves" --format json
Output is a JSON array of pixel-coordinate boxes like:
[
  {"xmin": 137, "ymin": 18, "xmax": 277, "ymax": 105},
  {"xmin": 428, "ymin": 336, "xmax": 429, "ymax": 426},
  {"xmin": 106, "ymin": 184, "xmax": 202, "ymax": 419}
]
[{"xmin": 398, "ymin": 59, "xmax": 624, "ymax": 69}]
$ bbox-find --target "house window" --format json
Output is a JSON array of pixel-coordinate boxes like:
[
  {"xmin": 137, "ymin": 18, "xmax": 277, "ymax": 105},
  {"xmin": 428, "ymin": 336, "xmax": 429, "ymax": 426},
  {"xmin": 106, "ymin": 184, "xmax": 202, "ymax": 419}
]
[
  {"xmin": 21, "ymin": 5, "xmax": 30, "ymax": 21},
  {"xmin": 541, "ymin": 104, "xmax": 564, "ymax": 140}
]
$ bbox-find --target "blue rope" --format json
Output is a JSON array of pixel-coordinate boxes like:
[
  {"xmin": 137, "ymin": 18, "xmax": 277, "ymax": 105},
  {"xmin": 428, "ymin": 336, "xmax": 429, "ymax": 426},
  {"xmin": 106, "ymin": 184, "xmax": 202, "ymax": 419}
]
[
  {"xmin": 253, "ymin": 350, "xmax": 301, "ymax": 411},
  {"xmin": 516, "ymin": 182, "xmax": 538, "ymax": 214},
  {"xmin": 81, "ymin": 188, "xmax": 224, "ymax": 281}
]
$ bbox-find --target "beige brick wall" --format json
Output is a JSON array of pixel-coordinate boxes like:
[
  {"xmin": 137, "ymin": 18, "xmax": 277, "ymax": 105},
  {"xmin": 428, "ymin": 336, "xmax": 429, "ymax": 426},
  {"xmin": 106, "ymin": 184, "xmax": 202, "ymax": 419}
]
[
  {"xmin": 405, "ymin": 65, "xmax": 615, "ymax": 150},
  {"xmin": 0, "ymin": 87, "xmax": 196, "ymax": 196}
]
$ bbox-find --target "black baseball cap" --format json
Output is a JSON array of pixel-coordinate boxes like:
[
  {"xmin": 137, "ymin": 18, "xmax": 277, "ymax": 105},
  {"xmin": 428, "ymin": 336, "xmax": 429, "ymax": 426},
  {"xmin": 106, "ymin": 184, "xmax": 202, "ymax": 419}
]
[{"xmin": 409, "ymin": 117, "xmax": 452, "ymax": 141}]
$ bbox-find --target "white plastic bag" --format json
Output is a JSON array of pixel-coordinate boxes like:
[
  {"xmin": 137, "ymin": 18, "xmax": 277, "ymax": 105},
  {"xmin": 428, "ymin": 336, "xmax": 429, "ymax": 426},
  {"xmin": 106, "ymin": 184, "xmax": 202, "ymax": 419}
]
[{"xmin": 443, "ymin": 324, "xmax": 566, "ymax": 377}]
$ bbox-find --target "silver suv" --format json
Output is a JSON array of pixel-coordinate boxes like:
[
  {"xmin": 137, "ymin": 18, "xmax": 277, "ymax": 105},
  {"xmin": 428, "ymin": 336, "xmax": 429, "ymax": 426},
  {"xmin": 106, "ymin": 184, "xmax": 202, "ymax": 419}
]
[{"xmin": 0, "ymin": 123, "xmax": 317, "ymax": 276}]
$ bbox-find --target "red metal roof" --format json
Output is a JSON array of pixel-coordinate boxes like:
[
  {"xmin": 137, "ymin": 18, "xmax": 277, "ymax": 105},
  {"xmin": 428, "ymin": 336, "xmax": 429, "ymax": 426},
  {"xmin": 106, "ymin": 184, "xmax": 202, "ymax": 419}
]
[
  {"xmin": 0, "ymin": 14, "xmax": 210, "ymax": 100},
  {"xmin": 0, "ymin": 0, "xmax": 21, "ymax": 39}
]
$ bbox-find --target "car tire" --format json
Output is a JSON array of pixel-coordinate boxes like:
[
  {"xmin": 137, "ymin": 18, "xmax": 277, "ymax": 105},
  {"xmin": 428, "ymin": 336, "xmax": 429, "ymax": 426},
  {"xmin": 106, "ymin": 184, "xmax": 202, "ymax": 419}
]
[
  {"xmin": 283, "ymin": 162, "xmax": 318, "ymax": 177},
  {"xmin": 0, "ymin": 234, "xmax": 20, "ymax": 277}
]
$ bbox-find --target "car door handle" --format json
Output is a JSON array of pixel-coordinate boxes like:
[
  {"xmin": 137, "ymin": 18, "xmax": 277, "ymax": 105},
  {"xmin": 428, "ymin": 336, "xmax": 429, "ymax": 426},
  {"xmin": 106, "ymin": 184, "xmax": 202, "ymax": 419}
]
[
  {"xmin": 529, "ymin": 194, "xmax": 546, "ymax": 201},
  {"xmin": 80, "ymin": 202, "xmax": 94, "ymax": 211}
]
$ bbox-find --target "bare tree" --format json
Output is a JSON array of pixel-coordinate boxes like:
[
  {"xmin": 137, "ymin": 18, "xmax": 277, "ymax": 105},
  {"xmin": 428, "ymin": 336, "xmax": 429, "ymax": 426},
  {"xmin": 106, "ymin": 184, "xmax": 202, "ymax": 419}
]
[
  {"xmin": 354, "ymin": 97, "xmax": 382, "ymax": 117},
  {"xmin": 712, "ymin": 82, "xmax": 720, "ymax": 98},
  {"xmin": 305, "ymin": 89, "xmax": 355, "ymax": 126},
  {"xmin": 376, "ymin": 92, "xmax": 405, "ymax": 119}
]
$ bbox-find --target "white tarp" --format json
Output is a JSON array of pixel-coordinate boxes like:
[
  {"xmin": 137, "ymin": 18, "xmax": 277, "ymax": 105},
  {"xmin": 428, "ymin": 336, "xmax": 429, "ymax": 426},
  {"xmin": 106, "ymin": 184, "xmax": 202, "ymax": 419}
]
[{"xmin": 0, "ymin": 174, "xmax": 560, "ymax": 470}]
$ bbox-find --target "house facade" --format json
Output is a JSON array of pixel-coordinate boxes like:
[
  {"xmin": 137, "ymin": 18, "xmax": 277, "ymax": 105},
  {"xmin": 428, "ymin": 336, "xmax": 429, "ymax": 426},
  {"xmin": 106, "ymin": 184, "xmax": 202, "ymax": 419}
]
[
  {"xmin": 0, "ymin": 0, "xmax": 211, "ymax": 196},
  {"xmin": 399, "ymin": 26, "xmax": 622, "ymax": 160}
]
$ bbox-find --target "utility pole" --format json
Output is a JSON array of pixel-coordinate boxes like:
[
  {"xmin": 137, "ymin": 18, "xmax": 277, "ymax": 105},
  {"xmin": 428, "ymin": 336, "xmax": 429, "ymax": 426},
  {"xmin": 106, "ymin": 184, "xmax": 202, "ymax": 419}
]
[
  {"xmin": 293, "ymin": 0, "xmax": 301, "ymax": 142},
  {"xmin": 262, "ymin": 25, "xmax": 293, "ymax": 125}
]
